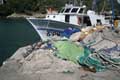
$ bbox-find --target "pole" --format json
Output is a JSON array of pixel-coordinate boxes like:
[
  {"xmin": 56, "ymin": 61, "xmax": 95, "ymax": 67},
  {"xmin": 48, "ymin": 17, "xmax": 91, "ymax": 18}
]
[
  {"xmin": 0, "ymin": 0, "xmax": 3, "ymax": 5},
  {"xmin": 110, "ymin": 0, "xmax": 115, "ymax": 18},
  {"xmin": 109, "ymin": 0, "xmax": 115, "ymax": 29}
]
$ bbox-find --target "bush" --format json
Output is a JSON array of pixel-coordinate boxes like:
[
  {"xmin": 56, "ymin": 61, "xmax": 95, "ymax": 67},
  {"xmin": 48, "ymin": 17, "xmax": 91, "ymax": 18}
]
[{"xmin": 0, "ymin": 5, "xmax": 13, "ymax": 17}]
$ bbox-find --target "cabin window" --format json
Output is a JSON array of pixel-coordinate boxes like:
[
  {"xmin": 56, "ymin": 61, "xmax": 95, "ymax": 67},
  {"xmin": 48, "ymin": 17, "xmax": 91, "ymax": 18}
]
[
  {"xmin": 65, "ymin": 8, "xmax": 71, "ymax": 13},
  {"xmin": 65, "ymin": 15, "xmax": 70, "ymax": 22},
  {"xmin": 71, "ymin": 8, "xmax": 78, "ymax": 13},
  {"xmin": 96, "ymin": 19, "xmax": 102, "ymax": 25},
  {"xmin": 83, "ymin": 16, "xmax": 92, "ymax": 26},
  {"xmin": 60, "ymin": 8, "xmax": 65, "ymax": 13},
  {"xmin": 79, "ymin": 8, "xmax": 84, "ymax": 13},
  {"xmin": 53, "ymin": 15, "xmax": 55, "ymax": 18}
]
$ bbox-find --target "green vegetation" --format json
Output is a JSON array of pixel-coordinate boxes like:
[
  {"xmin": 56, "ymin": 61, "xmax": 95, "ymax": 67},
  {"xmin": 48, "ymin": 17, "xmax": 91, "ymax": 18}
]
[
  {"xmin": 0, "ymin": 0, "xmax": 66, "ymax": 16},
  {"xmin": 0, "ymin": 0, "xmax": 119, "ymax": 17}
]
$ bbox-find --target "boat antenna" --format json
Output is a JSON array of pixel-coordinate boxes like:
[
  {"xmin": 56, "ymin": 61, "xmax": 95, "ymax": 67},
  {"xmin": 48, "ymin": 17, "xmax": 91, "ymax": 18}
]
[
  {"xmin": 80, "ymin": 0, "xmax": 83, "ymax": 6},
  {"xmin": 69, "ymin": 0, "xmax": 83, "ymax": 6},
  {"xmin": 109, "ymin": 0, "xmax": 115, "ymax": 29},
  {"xmin": 0, "ymin": 0, "xmax": 4, "ymax": 5},
  {"xmin": 117, "ymin": 0, "xmax": 120, "ymax": 4},
  {"xmin": 92, "ymin": 0, "xmax": 96, "ymax": 11},
  {"xmin": 101, "ymin": 0, "xmax": 106, "ymax": 13},
  {"xmin": 69, "ymin": 0, "xmax": 77, "ymax": 6}
]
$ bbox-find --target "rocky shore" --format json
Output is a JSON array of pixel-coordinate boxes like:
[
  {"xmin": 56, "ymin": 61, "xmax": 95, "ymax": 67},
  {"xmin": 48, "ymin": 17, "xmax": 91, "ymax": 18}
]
[
  {"xmin": 7, "ymin": 12, "xmax": 46, "ymax": 18},
  {"xmin": 0, "ymin": 45, "xmax": 120, "ymax": 80},
  {"xmin": 0, "ymin": 26, "xmax": 120, "ymax": 80}
]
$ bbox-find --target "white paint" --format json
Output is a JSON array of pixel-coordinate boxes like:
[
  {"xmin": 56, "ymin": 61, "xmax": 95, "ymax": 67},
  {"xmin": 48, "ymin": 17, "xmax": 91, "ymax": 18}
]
[
  {"xmin": 70, "ymin": 16, "xmax": 78, "ymax": 25},
  {"xmin": 46, "ymin": 14, "xmax": 65, "ymax": 22},
  {"xmin": 45, "ymin": 5, "xmax": 109, "ymax": 27}
]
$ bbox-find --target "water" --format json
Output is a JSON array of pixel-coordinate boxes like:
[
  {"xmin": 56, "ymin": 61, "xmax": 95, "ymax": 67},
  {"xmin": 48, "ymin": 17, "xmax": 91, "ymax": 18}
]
[{"xmin": 0, "ymin": 18, "xmax": 40, "ymax": 65}]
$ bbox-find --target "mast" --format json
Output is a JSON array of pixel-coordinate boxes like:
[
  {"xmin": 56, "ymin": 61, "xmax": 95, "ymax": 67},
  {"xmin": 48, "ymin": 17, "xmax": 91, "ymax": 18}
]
[
  {"xmin": 79, "ymin": 0, "xmax": 83, "ymax": 6},
  {"xmin": 110, "ymin": 0, "xmax": 115, "ymax": 19},
  {"xmin": 73, "ymin": 0, "xmax": 77, "ymax": 6},
  {"xmin": 92, "ymin": 0, "xmax": 100, "ymax": 11},
  {"xmin": 109, "ymin": 0, "xmax": 115, "ymax": 29},
  {"xmin": 0, "ymin": 0, "xmax": 4, "ymax": 5},
  {"xmin": 69, "ymin": 0, "xmax": 83, "ymax": 6},
  {"xmin": 117, "ymin": 0, "xmax": 120, "ymax": 4}
]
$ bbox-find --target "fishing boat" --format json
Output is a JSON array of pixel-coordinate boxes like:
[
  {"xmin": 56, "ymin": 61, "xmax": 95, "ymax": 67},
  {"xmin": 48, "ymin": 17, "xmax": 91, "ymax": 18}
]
[{"xmin": 27, "ymin": 0, "xmax": 110, "ymax": 41}]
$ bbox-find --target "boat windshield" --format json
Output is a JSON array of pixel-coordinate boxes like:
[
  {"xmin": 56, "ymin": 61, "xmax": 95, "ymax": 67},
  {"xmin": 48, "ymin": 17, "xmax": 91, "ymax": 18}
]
[
  {"xmin": 60, "ymin": 8, "xmax": 65, "ymax": 13},
  {"xmin": 79, "ymin": 8, "xmax": 84, "ymax": 13},
  {"xmin": 71, "ymin": 8, "xmax": 78, "ymax": 13},
  {"xmin": 83, "ymin": 16, "xmax": 92, "ymax": 26},
  {"xmin": 64, "ymin": 8, "xmax": 71, "ymax": 13}
]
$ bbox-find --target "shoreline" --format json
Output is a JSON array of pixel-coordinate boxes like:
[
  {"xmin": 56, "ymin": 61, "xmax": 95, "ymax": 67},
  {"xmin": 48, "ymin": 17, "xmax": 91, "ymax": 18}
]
[{"xmin": 7, "ymin": 12, "xmax": 46, "ymax": 18}]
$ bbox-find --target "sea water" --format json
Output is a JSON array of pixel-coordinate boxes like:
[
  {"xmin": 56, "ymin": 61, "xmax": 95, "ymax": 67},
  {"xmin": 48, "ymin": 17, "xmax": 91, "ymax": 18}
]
[{"xmin": 0, "ymin": 18, "xmax": 40, "ymax": 66}]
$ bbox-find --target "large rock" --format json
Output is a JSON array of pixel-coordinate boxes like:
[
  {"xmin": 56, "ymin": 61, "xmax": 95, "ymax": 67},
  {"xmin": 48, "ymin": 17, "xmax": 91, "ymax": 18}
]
[
  {"xmin": 83, "ymin": 31, "xmax": 103, "ymax": 45},
  {"xmin": 83, "ymin": 27, "xmax": 120, "ymax": 51},
  {"xmin": 19, "ymin": 49, "xmax": 80, "ymax": 74},
  {"xmin": 91, "ymin": 40, "xmax": 116, "ymax": 51},
  {"xmin": 70, "ymin": 32, "xmax": 86, "ymax": 41},
  {"xmin": 0, "ymin": 48, "xmax": 83, "ymax": 80},
  {"xmin": 10, "ymin": 45, "xmax": 32, "ymax": 60},
  {"xmin": 1, "ymin": 40, "xmax": 120, "ymax": 80}
]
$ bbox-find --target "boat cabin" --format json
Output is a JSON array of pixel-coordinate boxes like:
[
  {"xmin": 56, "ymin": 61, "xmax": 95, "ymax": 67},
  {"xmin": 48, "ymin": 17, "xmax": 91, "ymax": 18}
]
[{"xmin": 46, "ymin": 4, "xmax": 107, "ymax": 27}]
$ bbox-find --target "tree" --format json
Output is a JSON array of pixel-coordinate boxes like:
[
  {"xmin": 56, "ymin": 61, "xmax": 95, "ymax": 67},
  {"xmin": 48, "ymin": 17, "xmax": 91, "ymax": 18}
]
[
  {"xmin": 0, "ymin": 0, "xmax": 119, "ymax": 17},
  {"xmin": 0, "ymin": 4, "xmax": 13, "ymax": 17}
]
